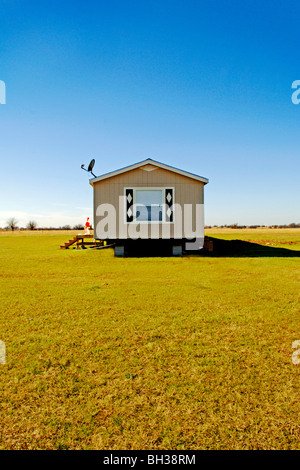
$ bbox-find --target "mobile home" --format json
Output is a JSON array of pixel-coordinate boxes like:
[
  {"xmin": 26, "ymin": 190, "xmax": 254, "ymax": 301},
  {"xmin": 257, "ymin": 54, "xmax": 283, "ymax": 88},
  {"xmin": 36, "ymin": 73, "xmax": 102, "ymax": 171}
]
[{"xmin": 89, "ymin": 158, "xmax": 209, "ymax": 256}]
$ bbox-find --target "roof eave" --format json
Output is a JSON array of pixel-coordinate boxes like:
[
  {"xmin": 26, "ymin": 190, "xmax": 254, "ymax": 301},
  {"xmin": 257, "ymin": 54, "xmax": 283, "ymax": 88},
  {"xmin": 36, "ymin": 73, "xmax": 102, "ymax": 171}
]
[{"xmin": 89, "ymin": 158, "xmax": 209, "ymax": 185}]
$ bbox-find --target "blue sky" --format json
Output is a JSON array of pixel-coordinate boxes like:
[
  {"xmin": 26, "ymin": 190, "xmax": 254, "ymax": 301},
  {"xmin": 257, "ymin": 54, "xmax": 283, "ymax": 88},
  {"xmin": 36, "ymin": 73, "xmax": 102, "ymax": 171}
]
[{"xmin": 0, "ymin": 0, "xmax": 299, "ymax": 227}]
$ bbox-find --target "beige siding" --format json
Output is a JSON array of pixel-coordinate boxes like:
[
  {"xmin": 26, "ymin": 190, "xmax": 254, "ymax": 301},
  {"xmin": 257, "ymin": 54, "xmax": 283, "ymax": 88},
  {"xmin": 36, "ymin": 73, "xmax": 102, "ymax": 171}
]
[{"xmin": 93, "ymin": 167, "xmax": 204, "ymax": 239}]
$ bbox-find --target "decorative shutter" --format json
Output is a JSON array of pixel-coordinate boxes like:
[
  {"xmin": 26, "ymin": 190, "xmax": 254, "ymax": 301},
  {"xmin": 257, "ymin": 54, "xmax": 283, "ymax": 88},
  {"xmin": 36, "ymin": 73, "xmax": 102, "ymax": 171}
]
[
  {"xmin": 165, "ymin": 188, "xmax": 174, "ymax": 222},
  {"xmin": 126, "ymin": 189, "xmax": 134, "ymax": 222}
]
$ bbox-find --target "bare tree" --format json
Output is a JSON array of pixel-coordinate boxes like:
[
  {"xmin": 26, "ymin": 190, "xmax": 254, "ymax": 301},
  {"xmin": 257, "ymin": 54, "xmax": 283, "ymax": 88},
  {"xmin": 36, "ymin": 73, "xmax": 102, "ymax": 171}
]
[
  {"xmin": 6, "ymin": 217, "xmax": 18, "ymax": 231},
  {"xmin": 27, "ymin": 220, "xmax": 37, "ymax": 230}
]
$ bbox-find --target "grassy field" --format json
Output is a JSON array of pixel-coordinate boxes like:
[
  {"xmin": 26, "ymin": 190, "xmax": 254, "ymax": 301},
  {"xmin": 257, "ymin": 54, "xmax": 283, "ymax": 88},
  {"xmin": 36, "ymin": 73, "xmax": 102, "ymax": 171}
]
[{"xmin": 0, "ymin": 229, "xmax": 299, "ymax": 450}]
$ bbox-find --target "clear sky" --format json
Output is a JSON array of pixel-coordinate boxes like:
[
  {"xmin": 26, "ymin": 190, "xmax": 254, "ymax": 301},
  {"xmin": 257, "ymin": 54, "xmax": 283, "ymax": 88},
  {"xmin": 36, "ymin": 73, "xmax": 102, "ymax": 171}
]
[{"xmin": 0, "ymin": 0, "xmax": 299, "ymax": 227}]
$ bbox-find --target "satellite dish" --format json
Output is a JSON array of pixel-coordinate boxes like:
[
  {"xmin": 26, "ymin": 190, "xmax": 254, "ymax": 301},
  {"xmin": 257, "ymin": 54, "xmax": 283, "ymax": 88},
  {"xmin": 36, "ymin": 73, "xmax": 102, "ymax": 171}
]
[
  {"xmin": 81, "ymin": 158, "xmax": 97, "ymax": 178},
  {"xmin": 88, "ymin": 159, "xmax": 95, "ymax": 172}
]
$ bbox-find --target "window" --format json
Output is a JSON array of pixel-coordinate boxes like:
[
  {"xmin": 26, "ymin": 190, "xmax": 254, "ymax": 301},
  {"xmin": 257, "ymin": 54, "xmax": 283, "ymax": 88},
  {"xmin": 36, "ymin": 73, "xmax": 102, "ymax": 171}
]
[
  {"xmin": 135, "ymin": 189, "xmax": 163, "ymax": 222},
  {"xmin": 125, "ymin": 187, "xmax": 174, "ymax": 223}
]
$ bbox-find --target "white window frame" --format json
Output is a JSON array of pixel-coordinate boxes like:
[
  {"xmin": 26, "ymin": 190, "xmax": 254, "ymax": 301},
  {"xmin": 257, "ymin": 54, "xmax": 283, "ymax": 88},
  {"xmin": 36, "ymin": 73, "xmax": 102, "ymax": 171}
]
[{"xmin": 124, "ymin": 187, "xmax": 175, "ymax": 224}]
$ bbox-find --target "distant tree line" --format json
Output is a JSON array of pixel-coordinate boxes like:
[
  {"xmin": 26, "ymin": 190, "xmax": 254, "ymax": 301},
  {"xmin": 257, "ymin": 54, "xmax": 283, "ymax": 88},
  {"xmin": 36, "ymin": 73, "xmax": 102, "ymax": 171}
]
[
  {"xmin": 1, "ymin": 217, "xmax": 298, "ymax": 231},
  {"xmin": 205, "ymin": 223, "xmax": 300, "ymax": 229},
  {"xmin": 2, "ymin": 219, "xmax": 92, "ymax": 231}
]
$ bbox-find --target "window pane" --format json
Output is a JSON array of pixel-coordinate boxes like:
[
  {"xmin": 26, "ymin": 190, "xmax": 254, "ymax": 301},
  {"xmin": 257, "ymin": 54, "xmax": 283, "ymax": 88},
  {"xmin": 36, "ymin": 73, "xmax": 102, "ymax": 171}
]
[
  {"xmin": 136, "ymin": 205, "xmax": 162, "ymax": 221},
  {"xmin": 136, "ymin": 190, "xmax": 162, "ymax": 205},
  {"xmin": 135, "ymin": 190, "xmax": 163, "ymax": 222}
]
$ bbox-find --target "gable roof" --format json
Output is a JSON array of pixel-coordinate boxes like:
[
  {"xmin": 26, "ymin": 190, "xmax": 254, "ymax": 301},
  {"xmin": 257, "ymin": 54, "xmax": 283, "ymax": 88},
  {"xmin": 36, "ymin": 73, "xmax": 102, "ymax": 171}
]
[{"xmin": 89, "ymin": 158, "xmax": 209, "ymax": 185}]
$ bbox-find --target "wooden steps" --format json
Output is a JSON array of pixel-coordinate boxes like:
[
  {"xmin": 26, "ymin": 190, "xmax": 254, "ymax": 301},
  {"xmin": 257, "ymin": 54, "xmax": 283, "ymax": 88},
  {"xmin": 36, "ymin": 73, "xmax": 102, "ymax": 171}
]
[
  {"xmin": 60, "ymin": 236, "xmax": 79, "ymax": 249},
  {"xmin": 60, "ymin": 234, "xmax": 100, "ymax": 249}
]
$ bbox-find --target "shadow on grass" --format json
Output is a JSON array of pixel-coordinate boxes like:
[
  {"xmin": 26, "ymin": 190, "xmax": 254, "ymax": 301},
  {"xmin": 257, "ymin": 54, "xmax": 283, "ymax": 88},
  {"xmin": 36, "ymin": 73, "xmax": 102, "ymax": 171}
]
[
  {"xmin": 115, "ymin": 236, "xmax": 300, "ymax": 258},
  {"xmin": 196, "ymin": 237, "xmax": 300, "ymax": 258},
  {"xmin": 121, "ymin": 238, "xmax": 299, "ymax": 258}
]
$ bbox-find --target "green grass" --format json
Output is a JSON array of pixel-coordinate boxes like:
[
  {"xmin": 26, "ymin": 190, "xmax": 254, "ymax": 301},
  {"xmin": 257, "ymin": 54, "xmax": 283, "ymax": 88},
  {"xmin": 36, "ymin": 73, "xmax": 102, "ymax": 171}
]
[{"xmin": 0, "ymin": 229, "xmax": 299, "ymax": 449}]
